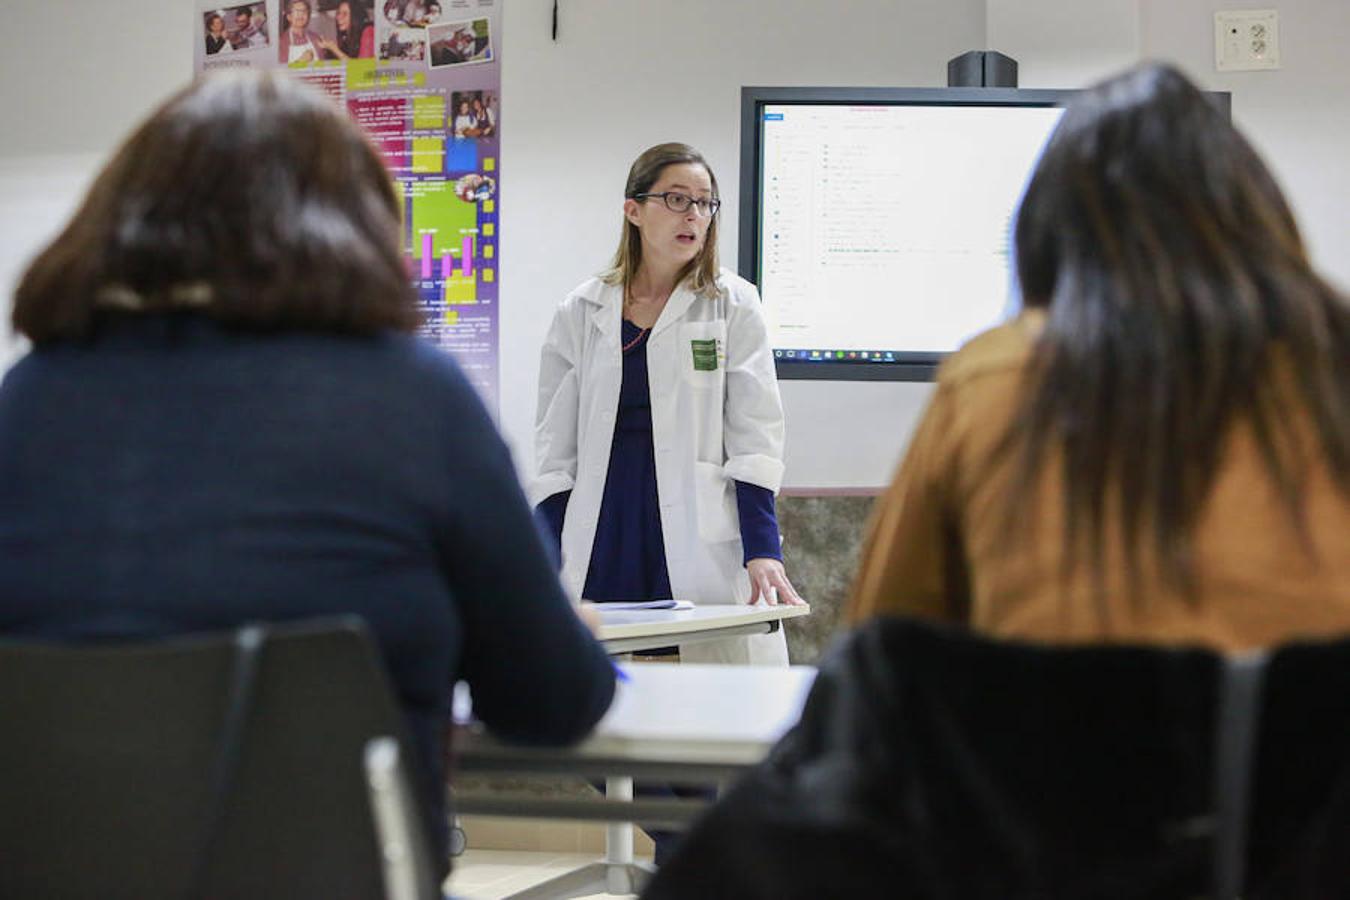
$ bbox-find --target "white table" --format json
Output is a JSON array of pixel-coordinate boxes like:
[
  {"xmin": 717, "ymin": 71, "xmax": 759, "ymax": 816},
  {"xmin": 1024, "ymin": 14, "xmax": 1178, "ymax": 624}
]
[
  {"xmin": 595, "ymin": 603, "xmax": 811, "ymax": 656},
  {"xmin": 453, "ymin": 662, "xmax": 817, "ymax": 899}
]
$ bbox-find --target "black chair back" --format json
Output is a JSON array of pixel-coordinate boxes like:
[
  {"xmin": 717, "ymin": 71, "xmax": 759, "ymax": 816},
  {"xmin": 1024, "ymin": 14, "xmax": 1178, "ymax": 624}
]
[
  {"xmin": 0, "ymin": 616, "xmax": 439, "ymax": 900},
  {"xmin": 643, "ymin": 617, "xmax": 1350, "ymax": 899},
  {"xmin": 1247, "ymin": 640, "xmax": 1350, "ymax": 896}
]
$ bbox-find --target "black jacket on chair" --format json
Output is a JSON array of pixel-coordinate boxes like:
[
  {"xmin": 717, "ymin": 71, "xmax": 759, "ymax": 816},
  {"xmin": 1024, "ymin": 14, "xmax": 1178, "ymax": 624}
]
[{"xmin": 642, "ymin": 618, "xmax": 1350, "ymax": 900}]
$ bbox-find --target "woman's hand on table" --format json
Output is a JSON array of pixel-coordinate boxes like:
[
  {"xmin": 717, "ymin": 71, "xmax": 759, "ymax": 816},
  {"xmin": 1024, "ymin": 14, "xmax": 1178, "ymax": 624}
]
[{"xmin": 747, "ymin": 558, "xmax": 805, "ymax": 606}]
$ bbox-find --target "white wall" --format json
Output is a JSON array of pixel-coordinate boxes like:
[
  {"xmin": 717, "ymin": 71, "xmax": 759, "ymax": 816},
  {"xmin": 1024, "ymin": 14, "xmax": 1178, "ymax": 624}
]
[
  {"xmin": 0, "ymin": 0, "xmax": 192, "ymax": 370},
  {"xmin": 0, "ymin": 155, "xmax": 104, "ymax": 370},
  {"xmin": 0, "ymin": 2, "xmax": 191, "ymax": 157},
  {"xmin": 987, "ymin": 0, "xmax": 1139, "ymax": 87},
  {"xmin": 3, "ymin": 1, "xmax": 1348, "ymax": 489},
  {"xmin": 1139, "ymin": 0, "xmax": 1350, "ymax": 293}
]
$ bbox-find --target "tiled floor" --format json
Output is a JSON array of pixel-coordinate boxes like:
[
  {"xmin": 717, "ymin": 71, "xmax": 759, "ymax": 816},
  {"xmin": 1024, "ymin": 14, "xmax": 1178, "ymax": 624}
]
[{"xmin": 446, "ymin": 848, "xmax": 645, "ymax": 899}]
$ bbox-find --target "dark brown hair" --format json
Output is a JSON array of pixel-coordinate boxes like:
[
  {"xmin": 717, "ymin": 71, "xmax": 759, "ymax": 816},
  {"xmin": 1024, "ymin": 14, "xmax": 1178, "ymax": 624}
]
[
  {"xmin": 1009, "ymin": 62, "xmax": 1350, "ymax": 594},
  {"xmin": 335, "ymin": 0, "xmax": 370, "ymax": 58},
  {"xmin": 603, "ymin": 142, "xmax": 721, "ymax": 297},
  {"xmin": 14, "ymin": 70, "xmax": 420, "ymax": 342}
]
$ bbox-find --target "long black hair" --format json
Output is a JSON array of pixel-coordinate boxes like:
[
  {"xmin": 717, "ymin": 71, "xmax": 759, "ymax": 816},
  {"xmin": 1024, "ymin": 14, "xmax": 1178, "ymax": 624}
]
[
  {"xmin": 335, "ymin": 0, "xmax": 370, "ymax": 58},
  {"xmin": 1008, "ymin": 62, "xmax": 1350, "ymax": 595}
]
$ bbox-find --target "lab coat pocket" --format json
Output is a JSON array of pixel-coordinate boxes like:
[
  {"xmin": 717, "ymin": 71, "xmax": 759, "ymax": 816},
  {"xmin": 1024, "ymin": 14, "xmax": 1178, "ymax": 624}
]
[
  {"xmin": 679, "ymin": 322, "xmax": 727, "ymax": 389},
  {"xmin": 694, "ymin": 461, "xmax": 740, "ymax": 544}
]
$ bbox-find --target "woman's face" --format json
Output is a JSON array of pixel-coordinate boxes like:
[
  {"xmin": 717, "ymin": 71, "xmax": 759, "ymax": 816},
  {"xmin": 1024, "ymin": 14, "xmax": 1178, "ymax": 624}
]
[
  {"xmin": 209, "ymin": 16, "xmax": 224, "ymax": 35},
  {"xmin": 459, "ymin": 101, "xmax": 470, "ymax": 115},
  {"xmin": 336, "ymin": 2, "xmax": 351, "ymax": 29},
  {"xmin": 289, "ymin": 1, "xmax": 309, "ymax": 30},
  {"xmin": 625, "ymin": 162, "xmax": 715, "ymax": 271}
]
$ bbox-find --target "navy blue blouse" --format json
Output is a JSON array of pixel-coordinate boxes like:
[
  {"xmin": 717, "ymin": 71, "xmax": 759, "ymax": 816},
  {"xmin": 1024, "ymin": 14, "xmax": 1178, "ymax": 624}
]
[
  {"xmin": 0, "ymin": 313, "xmax": 617, "ymax": 874},
  {"xmin": 537, "ymin": 319, "xmax": 782, "ymax": 601}
]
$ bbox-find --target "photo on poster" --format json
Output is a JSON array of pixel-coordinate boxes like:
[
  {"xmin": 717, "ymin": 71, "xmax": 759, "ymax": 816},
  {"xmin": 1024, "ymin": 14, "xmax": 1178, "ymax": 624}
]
[
  {"xmin": 382, "ymin": 0, "xmax": 443, "ymax": 27},
  {"xmin": 427, "ymin": 18, "xmax": 492, "ymax": 68},
  {"xmin": 454, "ymin": 173, "xmax": 496, "ymax": 203},
  {"xmin": 314, "ymin": 0, "xmax": 376, "ymax": 59},
  {"xmin": 449, "ymin": 90, "xmax": 496, "ymax": 138},
  {"xmin": 278, "ymin": 0, "xmax": 331, "ymax": 64},
  {"xmin": 379, "ymin": 26, "xmax": 426, "ymax": 61},
  {"xmin": 203, "ymin": 3, "xmax": 268, "ymax": 55}
]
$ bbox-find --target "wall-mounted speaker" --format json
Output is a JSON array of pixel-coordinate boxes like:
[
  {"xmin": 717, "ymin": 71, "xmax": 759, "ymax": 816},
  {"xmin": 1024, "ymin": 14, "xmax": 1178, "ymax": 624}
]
[{"xmin": 947, "ymin": 50, "xmax": 1019, "ymax": 88}]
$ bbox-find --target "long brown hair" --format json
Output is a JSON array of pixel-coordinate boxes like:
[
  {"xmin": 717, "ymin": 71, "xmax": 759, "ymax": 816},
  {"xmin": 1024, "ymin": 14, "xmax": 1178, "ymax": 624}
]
[
  {"xmin": 14, "ymin": 70, "xmax": 419, "ymax": 343},
  {"xmin": 1009, "ymin": 62, "xmax": 1350, "ymax": 595},
  {"xmin": 603, "ymin": 142, "xmax": 721, "ymax": 297}
]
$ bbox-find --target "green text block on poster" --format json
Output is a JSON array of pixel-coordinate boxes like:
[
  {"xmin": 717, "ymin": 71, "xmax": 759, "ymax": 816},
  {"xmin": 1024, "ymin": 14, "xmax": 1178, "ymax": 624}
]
[
  {"xmin": 413, "ymin": 95, "xmax": 446, "ymax": 130},
  {"xmin": 411, "ymin": 137, "xmax": 444, "ymax": 174},
  {"xmin": 445, "ymin": 273, "xmax": 476, "ymax": 303}
]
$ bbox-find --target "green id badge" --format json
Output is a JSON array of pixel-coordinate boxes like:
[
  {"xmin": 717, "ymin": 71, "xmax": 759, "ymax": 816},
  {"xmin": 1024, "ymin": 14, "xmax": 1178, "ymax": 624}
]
[{"xmin": 690, "ymin": 339, "xmax": 719, "ymax": 372}]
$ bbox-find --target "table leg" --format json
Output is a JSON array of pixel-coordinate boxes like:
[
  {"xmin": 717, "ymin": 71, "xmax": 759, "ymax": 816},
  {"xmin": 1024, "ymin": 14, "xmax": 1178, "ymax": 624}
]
[
  {"xmin": 605, "ymin": 776, "xmax": 634, "ymax": 893},
  {"xmin": 488, "ymin": 775, "xmax": 656, "ymax": 898}
]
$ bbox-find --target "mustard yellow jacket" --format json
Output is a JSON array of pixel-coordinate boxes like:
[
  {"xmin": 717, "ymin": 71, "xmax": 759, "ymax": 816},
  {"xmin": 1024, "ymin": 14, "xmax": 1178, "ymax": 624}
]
[{"xmin": 849, "ymin": 312, "xmax": 1350, "ymax": 652}]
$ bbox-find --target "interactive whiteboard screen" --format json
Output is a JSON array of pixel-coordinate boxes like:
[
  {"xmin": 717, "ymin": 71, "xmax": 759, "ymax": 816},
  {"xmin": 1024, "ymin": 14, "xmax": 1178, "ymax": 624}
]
[{"xmin": 739, "ymin": 88, "xmax": 1074, "ymax": 381}]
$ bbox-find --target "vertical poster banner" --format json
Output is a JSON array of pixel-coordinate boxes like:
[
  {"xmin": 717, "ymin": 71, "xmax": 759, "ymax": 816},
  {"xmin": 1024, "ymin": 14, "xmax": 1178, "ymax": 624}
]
[{"xmin": 194, "ymin": 0, "xmax": 503, "ymax": 414}]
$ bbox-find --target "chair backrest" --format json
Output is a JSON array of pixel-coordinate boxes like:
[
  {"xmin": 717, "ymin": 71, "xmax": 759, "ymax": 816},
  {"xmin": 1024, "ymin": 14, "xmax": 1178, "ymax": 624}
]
[
  {"xmin": 1245, "ymin": 639, "xmax": 1350, "ymax": 898},
  {"xmin": 0, "ymin": 616, "xmax": 440, "ymax": 900},
  {"xmin": 365, "ymin": 737, "xmax": 441, "ymax": 900},
  {"xmin": 643, "ymin": 617, "xmax": 1350, "ymax": 900}
]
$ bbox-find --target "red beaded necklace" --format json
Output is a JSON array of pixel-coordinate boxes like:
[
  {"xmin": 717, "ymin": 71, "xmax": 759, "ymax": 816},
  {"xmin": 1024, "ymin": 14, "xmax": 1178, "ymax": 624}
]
[
  {"xmin": 622, "ymin": 289, "xmax": 657, "ymax": 354},
  {"xmin": 621, "ymin": 324, "xmax": 649, "ymax": 354}
]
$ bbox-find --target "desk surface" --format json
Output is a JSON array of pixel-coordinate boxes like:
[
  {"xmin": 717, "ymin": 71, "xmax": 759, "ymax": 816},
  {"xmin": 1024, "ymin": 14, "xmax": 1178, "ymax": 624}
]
[
  {"xmin": 461, "ymin": 662, "xmax": 817, "ymax": 769},
  {"xmin": 595, "ymin": 603, "xmax": 810, "ymax": 643}
]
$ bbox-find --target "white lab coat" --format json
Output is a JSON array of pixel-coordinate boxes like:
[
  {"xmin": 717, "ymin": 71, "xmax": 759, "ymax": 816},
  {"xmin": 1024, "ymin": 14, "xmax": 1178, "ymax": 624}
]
[{"xmin": 531, "ymin": 268, "xmax": 789, "ymax": 665}]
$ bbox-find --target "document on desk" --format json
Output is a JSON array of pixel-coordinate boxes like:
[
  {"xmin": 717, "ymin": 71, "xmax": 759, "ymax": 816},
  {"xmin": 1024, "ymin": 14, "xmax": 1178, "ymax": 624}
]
[
  {"xmin": 603, "ymin": 663, "xmax": 818, "ymax": 745},
  {"xmin": 593, "ymin": 599, "xmax": 695, "ymax": 611}
]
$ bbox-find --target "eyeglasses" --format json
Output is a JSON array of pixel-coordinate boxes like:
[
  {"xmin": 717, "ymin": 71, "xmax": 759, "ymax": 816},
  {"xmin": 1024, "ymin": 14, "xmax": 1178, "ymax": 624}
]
[{"xmin": 632, "ymin": 191, "xmax": 721, "ymax": 218}]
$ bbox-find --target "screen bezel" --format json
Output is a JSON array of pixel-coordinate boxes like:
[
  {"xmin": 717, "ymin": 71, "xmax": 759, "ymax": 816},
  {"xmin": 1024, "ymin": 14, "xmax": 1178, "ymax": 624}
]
[{"xmin": 737, "ymin": 85, "xmax": 1231, "ymax": 383}]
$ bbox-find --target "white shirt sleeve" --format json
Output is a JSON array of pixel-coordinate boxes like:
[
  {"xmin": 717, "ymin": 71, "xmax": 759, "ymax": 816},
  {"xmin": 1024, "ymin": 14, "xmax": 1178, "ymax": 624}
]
[
  {"xmin": 721, "ymin": 276, "xmax": 787, "ymax": 492},
  {"xmin": 530, "ymin": 298, "xmax": 584, "ymax": 505}
]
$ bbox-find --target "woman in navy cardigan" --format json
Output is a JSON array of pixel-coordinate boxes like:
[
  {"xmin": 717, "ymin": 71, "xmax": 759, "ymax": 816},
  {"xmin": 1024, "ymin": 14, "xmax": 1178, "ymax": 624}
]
[{"xmin": 0, "ymin": 70, "xmax": 615, "ymax": 878}]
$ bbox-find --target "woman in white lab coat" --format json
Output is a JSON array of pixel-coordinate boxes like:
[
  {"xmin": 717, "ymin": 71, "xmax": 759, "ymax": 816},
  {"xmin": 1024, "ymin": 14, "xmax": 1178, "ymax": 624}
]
[{"xmin": 532, "ymin": 142, "xmax": 802, "ymax": 666}]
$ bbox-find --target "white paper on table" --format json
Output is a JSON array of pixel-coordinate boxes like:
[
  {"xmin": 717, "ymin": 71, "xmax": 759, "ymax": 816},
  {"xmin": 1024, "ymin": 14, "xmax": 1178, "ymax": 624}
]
[{"xmin": 591, "ymin": 599, "xmax": 695, "ymax": 612}]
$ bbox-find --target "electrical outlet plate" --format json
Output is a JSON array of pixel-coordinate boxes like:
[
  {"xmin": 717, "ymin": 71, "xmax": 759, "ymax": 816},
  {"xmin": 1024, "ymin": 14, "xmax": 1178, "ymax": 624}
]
[{"xmin": 1215, "ymin": 9, "xmax": 1281, "ymax": 72}]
